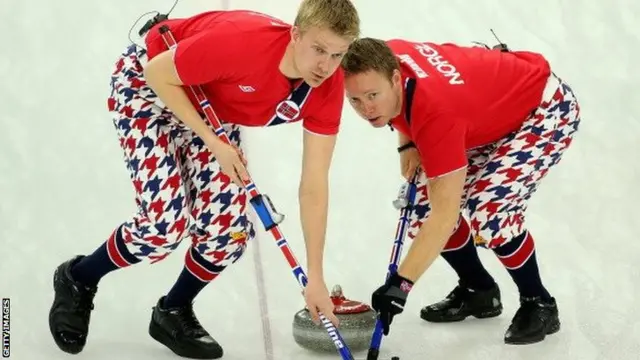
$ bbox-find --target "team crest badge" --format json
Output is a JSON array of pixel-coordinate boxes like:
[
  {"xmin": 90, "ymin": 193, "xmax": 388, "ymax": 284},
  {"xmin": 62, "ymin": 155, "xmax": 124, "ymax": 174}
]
[
  {"xmin": 275, "ymin": 100, "xmax": 301, "ymax": 121},
  {"xmin": 474, "ymin": 235, "xmax": 488, "ymax": 247},
  {"xmin": 231, "ymin": 231, "xmax": 247, "ymax": 241}
]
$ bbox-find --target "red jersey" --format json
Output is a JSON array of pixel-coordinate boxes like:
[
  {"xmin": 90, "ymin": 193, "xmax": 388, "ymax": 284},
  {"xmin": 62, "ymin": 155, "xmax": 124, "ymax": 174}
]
[
  {"xmin": 387, "ymin": 40, "xmax": 551, "ymax": 178},
  {"xmin": 144, "ymin": 10, "xmax": 344, "ymax": 135}
]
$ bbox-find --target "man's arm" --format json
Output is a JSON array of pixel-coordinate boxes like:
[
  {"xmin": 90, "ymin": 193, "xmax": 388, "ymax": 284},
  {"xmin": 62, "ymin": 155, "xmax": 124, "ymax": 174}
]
[
  {"xmin": 397, "ymin": 130, "xmax": 421, "ymax": 179},
  {"xmin": 143, "ymin": 50, "xmax": 221, "ymax": 147},
  {"xmin": 397, "ymin": 166, "xmax": 467, "ymax": 282},
  {"xmin": 298, "ymin": 130, "xmax": 337, "ymax": 282},
  {"xmin": 144, "ymin": 26, "xmax": 248, "ymax": 148},
  {"xmin": 398, "ymin": 131, "xmax": 411, "ymax": 146}
]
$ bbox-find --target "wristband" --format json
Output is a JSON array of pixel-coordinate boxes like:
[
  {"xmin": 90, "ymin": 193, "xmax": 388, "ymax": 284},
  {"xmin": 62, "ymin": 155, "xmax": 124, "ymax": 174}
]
[
  {"xmin": 388, "ymin": 273, "xmax": 414, "ymax": 294},
  {"xmin": 397, "ymin": 141, "xmax": 416, "ymax": 153}
]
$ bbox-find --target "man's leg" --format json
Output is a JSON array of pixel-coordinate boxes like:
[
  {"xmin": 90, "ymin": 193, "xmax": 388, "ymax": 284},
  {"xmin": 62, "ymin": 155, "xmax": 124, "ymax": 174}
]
[
  {"xmin": 468, "ymin": 76, "xmax": 582, "ymax": 344},
  {"xmin": 161, "ymin": 124, "xmax": 251, "ymax": 309},
  {"xmin": 49, "ymin": 44, "xmax": 192, "ymax": 355},
  {"xmin": 148, "ymin": 124, "xmax": 252, "ymax": 359},
  {"xmin": 415, "ymin": 148, "xmax": 504, "ymax": 323}
]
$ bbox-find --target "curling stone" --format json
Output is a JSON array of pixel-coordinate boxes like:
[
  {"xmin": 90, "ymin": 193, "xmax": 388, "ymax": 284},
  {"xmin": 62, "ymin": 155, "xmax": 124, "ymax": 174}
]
[{"xmin": 292, "ymin": 284, "xmax": 377, "ymax": 352}]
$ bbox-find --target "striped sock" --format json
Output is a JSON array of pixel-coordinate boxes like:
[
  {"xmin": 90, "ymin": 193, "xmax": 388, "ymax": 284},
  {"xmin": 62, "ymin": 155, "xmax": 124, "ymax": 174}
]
[
  {"xmin": 492, "ymin": 231, "xmax": 551, "ymax": 300},
  {"xmin": 441, "ymin": 217, "xmax": 496, "ymax": 290},
  {"xmin": 163, "ymin": 247, "xmax": 222, "ymax": 308},
  {"xmin": 70, "ymin": 224, "xmax": 139, "ymax": 287}
]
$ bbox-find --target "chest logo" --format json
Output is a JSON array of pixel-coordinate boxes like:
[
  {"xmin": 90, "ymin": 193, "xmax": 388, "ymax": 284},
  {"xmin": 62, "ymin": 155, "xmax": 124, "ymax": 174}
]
[
  {"xmin": 239, "ymin": 85, "xmax": 255, "ymax": 92},
  {"xmin": 275, "ymin": 100, "xmax": 301, "ymax": 121}
]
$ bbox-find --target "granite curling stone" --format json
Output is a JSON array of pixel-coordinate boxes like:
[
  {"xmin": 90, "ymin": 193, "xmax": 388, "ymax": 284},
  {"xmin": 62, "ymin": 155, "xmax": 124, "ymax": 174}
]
[{"xmin": 292, "ymin": 285, "xmax": 377, "ymax": 352}]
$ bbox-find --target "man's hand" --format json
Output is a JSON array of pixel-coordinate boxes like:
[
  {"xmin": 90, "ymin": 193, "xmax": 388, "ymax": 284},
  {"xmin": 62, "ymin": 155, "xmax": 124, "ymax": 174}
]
[
  {"xmin": 207, "ymin": 139, "xmax": 249, "ymax": 187},
  {"xmin": 400, "ymin": 147, "xmax": 421, "ymax": 180},
  {"xmin": 371, "ymin": 273, "xmax": 414, "ymax": 335},
  {"xmin": 304, "ymin": 279, "xmax": 339, "ymax": 327}
]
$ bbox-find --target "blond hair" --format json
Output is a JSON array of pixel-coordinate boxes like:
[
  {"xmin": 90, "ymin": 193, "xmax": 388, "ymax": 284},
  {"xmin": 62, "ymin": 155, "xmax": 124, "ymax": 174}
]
[
  {"xmin": 294, "ymin": 0, "xmax": 360, "ymax": 40},
  {"xmin": 342, "ymin": 38, "xmax": 399, "ymax": 81}
]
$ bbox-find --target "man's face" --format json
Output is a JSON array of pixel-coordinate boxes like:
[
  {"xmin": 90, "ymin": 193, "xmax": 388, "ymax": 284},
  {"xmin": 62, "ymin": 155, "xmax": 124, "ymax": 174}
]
[
  {"xmin": 344, "ymin": 69, "xmax": 402, "ymax": 128},
  {"xmin": 291, "ymin": 26, "xmax": 351, "ymax": 87}
]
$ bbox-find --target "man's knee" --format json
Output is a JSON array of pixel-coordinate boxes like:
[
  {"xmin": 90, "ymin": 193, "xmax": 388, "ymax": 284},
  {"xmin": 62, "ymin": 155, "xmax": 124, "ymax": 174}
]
[
  {"xmin": 468, "ymin": 210, "xmax": 525, "ymax": 248},
  {"xmin": 123, "ymin": 213, "xmax": 191, "ymax": 263},
  {"xmin": 150, "ymin": 212, "xmax": 192, "ymax": 244},
  {"xmin": 193, "ymin": 216, "xmax": 254, "ymax": 264}
]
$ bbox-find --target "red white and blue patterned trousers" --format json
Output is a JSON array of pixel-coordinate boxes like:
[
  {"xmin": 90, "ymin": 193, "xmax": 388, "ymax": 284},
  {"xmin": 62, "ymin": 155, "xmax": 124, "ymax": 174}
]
[
  {"xmin": 105, "ymin": 44, "xmax": 254, "ymax": 282},
  {"xmin": 407, "ymin": 75, "xmax": 581, "ymax": 254}
]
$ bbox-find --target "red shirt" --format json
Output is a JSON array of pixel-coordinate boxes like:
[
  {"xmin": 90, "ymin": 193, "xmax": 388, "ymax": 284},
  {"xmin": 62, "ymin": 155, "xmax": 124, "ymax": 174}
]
[
  {"xmin": 144, "ymin": 10, "xmax": 344, "ymax": 135},
  {"xmin": 387, "ymin": 40, "xmax": 551, "ymax": 178}
]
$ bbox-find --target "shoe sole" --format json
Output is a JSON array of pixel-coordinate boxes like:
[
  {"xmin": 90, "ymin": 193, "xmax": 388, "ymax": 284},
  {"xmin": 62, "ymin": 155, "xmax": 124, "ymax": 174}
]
[
  {"xmin": 148, "ymin": 317, "xmax": 223, "ymax": 359},
  {"xmin": 420, "ymin": 306, "xmax": 503, "ymax": 323},
  {"xmin": 504, "ymin": 319, "xmax": 561, "ymax": 345}
]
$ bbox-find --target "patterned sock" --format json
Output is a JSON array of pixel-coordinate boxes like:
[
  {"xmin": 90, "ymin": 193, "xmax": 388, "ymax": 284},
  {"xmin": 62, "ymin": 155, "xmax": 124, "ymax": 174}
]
[{"xmin": 492, "ymin": 231, "xmax": 552, "ymax": 301}]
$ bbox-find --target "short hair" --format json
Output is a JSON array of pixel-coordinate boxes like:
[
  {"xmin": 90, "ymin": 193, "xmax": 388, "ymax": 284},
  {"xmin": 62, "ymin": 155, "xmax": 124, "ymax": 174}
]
[
  {"xmin": 294, "ymin": 0, "xmax": 361, "ymax": 40},
  {"xmin": 341, "ymin": 37, "xmax": 399, "ymax": 81}
]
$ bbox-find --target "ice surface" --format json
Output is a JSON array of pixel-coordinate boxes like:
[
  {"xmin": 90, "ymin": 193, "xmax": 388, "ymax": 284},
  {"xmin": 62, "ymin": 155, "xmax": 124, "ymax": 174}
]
[{"xmin": 1, "ymin": 0, "xmax": 639, "ymax": 359}]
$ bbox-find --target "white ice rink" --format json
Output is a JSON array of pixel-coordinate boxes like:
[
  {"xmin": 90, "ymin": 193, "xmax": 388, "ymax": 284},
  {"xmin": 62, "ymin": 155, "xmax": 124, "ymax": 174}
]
[{"xmin": 2, "ymin": 0, "xmax": 639, "ymax": 359}]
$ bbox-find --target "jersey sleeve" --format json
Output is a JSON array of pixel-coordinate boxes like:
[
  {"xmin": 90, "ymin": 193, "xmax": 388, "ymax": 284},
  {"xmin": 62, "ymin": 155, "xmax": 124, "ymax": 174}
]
[
  {"xmin": 172, "ymin": 25, "xmax": 244, "ymax": 85},
  {"xmin": 302, "ymin": 73, "xmax": 344, "ymax": 136},
  {"xmin": 414, "ymin": 112, "xmax": 468, "ymax": 179}
]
